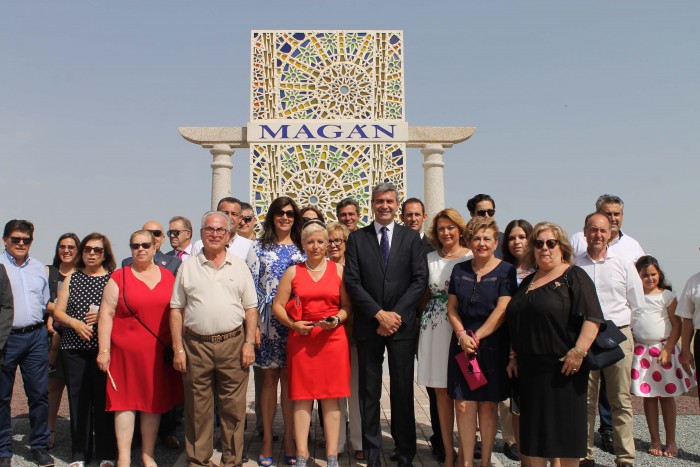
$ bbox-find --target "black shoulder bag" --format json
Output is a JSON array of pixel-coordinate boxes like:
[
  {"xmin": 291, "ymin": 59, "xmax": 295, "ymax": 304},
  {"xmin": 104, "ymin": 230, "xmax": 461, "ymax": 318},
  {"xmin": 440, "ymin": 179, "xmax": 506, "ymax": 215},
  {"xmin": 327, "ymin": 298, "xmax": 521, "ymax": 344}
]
[
  {"xmin": 122, "ymin": 270, "xmax": 174, "ymax": 364},
  {"xmin": 563, "ymin": 269, "xmax": 626, "ymax": 370}
]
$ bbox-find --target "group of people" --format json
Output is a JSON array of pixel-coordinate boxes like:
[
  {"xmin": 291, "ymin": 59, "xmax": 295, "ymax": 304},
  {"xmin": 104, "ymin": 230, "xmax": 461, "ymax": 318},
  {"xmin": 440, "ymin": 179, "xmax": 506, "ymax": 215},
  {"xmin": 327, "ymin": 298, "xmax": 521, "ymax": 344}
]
[{"xmin": 0, "ymin": 188, "xmax": 699, "ymax": 467}]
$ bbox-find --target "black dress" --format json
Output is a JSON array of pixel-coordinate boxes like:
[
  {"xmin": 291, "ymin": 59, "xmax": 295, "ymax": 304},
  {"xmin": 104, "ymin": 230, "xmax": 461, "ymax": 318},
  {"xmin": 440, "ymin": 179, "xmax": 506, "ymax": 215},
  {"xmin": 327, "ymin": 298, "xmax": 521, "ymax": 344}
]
[
  {"xmin": 506, "ymin": 266, "xmax": 604, "ymax": 459},
  {"xmin": 447, "ymin": 260, "xmax": 516, "ymax": 402}
]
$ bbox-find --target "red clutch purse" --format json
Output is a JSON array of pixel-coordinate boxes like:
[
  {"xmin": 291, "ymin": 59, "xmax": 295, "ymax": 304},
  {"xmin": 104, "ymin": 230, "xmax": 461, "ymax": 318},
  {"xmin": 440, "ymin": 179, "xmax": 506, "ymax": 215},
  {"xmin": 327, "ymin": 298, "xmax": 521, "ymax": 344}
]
[
  {"xmin": 285, "ymin": 296, "xmax": 302, "ymax": 321},
  {"xmin": 455, "ymin": 330, "xmax": 488, "ymax": 390}
]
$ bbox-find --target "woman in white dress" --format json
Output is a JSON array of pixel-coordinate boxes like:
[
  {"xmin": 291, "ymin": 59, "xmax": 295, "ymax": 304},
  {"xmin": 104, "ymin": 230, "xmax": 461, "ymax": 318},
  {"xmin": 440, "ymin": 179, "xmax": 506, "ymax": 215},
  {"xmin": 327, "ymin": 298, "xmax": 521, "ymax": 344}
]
[{"xmin": 417, "ymin": 208, "xmax": 472, "ymax": 467}]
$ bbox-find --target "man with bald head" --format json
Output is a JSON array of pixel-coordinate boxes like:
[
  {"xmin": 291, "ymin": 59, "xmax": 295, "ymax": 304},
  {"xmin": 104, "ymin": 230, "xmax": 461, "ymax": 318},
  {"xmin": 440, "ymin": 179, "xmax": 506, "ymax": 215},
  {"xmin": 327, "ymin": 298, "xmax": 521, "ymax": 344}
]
[{"xmin": 122, "ymin": 221, "xmax": 181, "ymax": 276}]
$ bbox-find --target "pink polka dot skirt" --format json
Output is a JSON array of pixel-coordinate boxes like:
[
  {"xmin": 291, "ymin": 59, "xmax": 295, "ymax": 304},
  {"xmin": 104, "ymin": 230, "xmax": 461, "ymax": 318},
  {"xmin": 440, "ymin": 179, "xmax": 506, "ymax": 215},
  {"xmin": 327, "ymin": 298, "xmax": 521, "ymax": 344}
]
[{"xmin": 631, "ymin": 341, "xmax": 697, "ymax": 397}]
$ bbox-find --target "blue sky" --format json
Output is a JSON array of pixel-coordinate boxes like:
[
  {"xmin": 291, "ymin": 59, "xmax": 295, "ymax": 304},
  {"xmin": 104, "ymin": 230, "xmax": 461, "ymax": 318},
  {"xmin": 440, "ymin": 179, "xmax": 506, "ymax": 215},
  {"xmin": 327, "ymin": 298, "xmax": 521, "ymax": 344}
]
[{"xmin": 1, "ymin": 1, "xmax": 698, "ymax": 286}]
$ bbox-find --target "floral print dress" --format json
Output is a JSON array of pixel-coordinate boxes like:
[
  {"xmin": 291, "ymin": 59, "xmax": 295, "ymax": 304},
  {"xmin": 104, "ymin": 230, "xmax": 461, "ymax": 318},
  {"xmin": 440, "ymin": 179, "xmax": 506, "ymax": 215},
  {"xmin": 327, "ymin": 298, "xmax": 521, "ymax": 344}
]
[
  {"xmin": 416, "ymin": 250, "xmax": 472, "ymax": 388},
  {"xmin": 247, "ymin": 241, "xmax": 305, "ymax": 368}
]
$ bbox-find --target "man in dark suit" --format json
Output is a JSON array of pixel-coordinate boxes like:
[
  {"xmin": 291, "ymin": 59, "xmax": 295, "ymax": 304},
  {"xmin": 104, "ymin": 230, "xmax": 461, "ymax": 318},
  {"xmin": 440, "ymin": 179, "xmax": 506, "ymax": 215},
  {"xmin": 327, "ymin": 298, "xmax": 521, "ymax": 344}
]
[
  {"xmin": 0, "ymin": 265, "xmax": 13, "ymax": 376},
  {"xmin": 122, "ymin": 221, "xmax": 181, "ymax": 277},
  {"xmin": 344, "ymin": 183, "xmax": 428, "ymax": 467}
]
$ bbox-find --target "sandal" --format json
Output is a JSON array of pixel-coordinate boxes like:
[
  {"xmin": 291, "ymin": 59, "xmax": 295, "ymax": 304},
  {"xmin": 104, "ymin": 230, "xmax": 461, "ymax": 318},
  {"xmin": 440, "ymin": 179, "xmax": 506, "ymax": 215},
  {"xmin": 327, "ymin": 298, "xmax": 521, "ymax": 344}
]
[
  {"xmin": 664, "ymin": 442, "xmax": 679, "ymax": 458},
  {"xmin": 258, "ymin": 456, "xmax": 274, "ymax": 467},
  {"xmin": 99, "ymin": 461, "xmax": 115, "ymax": 467},
  {"xmin": 648, "ymin": 442, "xmax": 663, "ymax": 456},
  {"xmin": 284, "ymin": 454, "xmax": 297, "ymax": 465}
]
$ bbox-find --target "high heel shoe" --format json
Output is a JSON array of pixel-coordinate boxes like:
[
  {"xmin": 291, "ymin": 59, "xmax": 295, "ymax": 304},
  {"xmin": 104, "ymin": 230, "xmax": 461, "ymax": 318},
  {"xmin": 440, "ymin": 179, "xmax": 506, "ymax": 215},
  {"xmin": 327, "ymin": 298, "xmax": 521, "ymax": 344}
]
[
  {"xmin": 327, "ymin": 455, "xmax": 338, "ymax": 467},
  {"xmin": 296, "ymin": 456, "xmax": 308, "ymax": 467}
]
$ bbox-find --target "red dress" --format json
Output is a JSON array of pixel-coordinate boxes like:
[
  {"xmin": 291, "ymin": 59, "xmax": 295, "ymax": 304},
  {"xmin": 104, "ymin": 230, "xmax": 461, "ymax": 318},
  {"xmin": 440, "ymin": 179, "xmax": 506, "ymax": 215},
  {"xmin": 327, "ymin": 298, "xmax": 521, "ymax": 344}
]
[
  {"xmin": 287, "ymin": 261, "xmax": 350, "ymax": 400},
  {"xmin": 105, "ymin": 266, "xmax": 184, "ymax": 413}
]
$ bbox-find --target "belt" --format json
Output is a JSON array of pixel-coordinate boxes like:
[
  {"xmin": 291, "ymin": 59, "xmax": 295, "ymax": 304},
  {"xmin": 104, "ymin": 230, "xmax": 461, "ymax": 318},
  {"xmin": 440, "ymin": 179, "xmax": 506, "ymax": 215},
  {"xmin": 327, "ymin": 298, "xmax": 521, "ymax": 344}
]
[
  {"xmin": 185, "ymin": 326, "xmax": 241, "ymax": 344},
  {"xmin": 11, "ymin": 323, "xmax": 44, "ymax": 334},
  {"xmin": 617, "ymin": 325, "xmax": 629, "ymax": 329}
]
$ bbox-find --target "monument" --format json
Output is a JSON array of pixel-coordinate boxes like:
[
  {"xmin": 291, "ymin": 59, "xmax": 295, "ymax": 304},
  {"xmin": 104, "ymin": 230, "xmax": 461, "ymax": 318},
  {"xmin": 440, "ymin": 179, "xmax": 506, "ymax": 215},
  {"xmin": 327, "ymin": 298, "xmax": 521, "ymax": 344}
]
[{"xmin": 179, "ymin": 30, "xmax": 475, "ymax": 226}]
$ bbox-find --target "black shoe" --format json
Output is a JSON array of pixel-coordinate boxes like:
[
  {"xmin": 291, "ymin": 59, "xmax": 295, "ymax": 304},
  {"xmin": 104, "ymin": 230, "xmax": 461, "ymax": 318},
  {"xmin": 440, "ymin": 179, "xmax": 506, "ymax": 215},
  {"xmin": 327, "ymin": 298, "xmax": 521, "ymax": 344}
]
[
  {"xmin": 0, "ymin": 457, "xmax": 10, "ymax": 467},
  {"xmin": 367, "ymin": 460, "xmax": 381, "ymax": 467},
  {"xmin": 31, "ymin": 449, "xmax": 54, "ymax": 467},
  {"xmin": 242, "ymin": 450, "xmax": 249, "ymax": 463},
  {"xmin": 601, "ymin": 431, "xmax": 614, "ymax": 454},
  {"xmin": 389, "ymin": 448, "xmax": 400, "ymax": 461},
  {"xmin": 473, "ymin": 440, "xmax": 482, "ymax": 459},
  {"xmin": 579, "ymin": 459, "xmax": 595, "ymax": 467},
  {"xmin": 396, "ymin": 458, "xmax": 412, "ymax": 467},
  {"xmin": 503, "ymin": 443, "xmax": 520, "ymax": 461}
]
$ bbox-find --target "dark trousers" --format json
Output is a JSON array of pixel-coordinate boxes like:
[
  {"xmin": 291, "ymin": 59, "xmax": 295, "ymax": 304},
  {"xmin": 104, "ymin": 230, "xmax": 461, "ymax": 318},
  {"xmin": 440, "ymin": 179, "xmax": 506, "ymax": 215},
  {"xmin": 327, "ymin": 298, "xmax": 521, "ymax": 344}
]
[
  {"xmin": 0, "ymin": 328, "xmax": 50, "ymax": 458},
  {"xmin": 62, "ymin": 349, "xmax": 116, "ymax": 463},
  {"xmin": 597, "ymin": 373, "xmax": 613, "ymax": 433},
  {"xmin": 358, "ymin": 337, "xmax": 416, "ymax": 462},
  {"xmin": 695, "ymin": 330, "xmax": 700, "ymax": 407},
  {"xmin": 427, "ymin": 387, "xmax": 444, "ymax": 452}
]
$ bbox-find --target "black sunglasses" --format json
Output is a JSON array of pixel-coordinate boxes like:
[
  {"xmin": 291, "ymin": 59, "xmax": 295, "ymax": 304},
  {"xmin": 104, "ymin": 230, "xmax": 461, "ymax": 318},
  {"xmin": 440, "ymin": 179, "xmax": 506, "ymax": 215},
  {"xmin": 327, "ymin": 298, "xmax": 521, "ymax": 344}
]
[
  {"xmin": 470, "ymin": 281, "xmax": 481, "ymax": 305},
  {"xmin": 274, "ymin": 210, "xmax": 295, "ymax": 218},
  {"xmin": 167, "ymin": 230, "xmax": 189, "ymax": 237},
  {"xmin": 147, "ymin": 229, "xmax": 163, "ymax": 237},
  {"xmin": 84, "ymin": 246, "xmax": 104, "ymax": 255},
  {"xmin": 240, "ymin": 216, "xmax": 254, "ymax": 224},
  {"xmin": 129, "ymin": 242, "xmax": 153, "ymax": 250},
  {"xmin": 476, "ymin": 209, "xmax": 496, "ymax": 217},
  {"xmin": 9, "ymin": 236, "xmax": 33, "ymax": 245},
  {"xmin": 533, "ymin": 239, "xmax": 559, "ymax": 249}
]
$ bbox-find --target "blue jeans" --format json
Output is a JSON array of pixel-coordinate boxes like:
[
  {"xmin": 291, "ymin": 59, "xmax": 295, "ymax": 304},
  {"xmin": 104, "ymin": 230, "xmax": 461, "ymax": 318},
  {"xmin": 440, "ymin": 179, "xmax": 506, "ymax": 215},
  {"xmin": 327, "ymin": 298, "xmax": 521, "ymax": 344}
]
[{"xmin": 0, "ymin": 328, "xmax": 50, "ymax": 458}]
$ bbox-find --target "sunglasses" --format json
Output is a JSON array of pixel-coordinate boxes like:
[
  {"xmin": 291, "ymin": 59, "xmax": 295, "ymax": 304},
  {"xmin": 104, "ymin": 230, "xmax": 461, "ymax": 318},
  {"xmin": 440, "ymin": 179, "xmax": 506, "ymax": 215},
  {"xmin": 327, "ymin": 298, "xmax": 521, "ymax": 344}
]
[
  {"xmin": 84, "ymin": 246, "xmax": 104, "ymax": 255},
  {"xmin": 58, "ymin": 245, "xmax": 77, "ymax": 251},
  {"xmin": 9, "ymin": 237, "xmax": 33, "ymax": 245},
  {"xmin": 167, "ymin": 229, "xmax": 189, "ymax": 237},
  {"xmin": 129, "ymin": 242, "xmax": 152, "ymax": 250},
  {"xmin": 302, "ymin": 216, "xmax": 319, "ymax": 223},
  {"xmin": 147, "ymin": 229, "xmax": 163, "ymax": 237},
  {"xmin": 476, "ymin": 209, "xmax": 496, "ymax": 217},
  {"xmin": 240, "ymin": 216, "xmax": 254, "ymax": 224},
  {"xmin": 274, "ymin": 210, "xmax": 295, "ymax": 218},
  {"xmin": 533, "ymin": 239, "xmax": 559, "ymax": 249}
]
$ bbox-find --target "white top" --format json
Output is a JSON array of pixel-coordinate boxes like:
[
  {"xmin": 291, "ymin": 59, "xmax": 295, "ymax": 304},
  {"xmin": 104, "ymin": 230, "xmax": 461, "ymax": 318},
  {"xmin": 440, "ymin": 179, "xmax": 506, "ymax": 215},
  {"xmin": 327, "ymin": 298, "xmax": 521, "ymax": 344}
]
[
  {"xmin": 170, "ymin": 253, "xmax": 258, "ymax": 335},
  {"xmin": 574, "ymin": 249, "xmax": 645, "ymax": 327},
  {"xmin": 570, "ymin": 230, "xmax": 645, "ymax": 264},
  {"xmin": 676, "ymin": 271, "xmax": 700, "ymax": 330},
  {"xmin": 632, "ymin": 289, "xmax": 676, "ymax": 344},
  {"xmin": 192, "ymin": 234, "xmax": 254, "ymax": 262}
]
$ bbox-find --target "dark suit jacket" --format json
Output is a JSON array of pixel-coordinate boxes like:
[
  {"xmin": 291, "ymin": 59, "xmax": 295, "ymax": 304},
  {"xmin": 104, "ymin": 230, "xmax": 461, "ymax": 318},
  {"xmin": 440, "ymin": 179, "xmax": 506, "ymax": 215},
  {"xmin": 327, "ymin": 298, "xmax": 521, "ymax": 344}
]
[
  {"xmin": 122, "ymin": 251, "xmax": 181, "ymax": 277},
  {"xmin": 0, "ymin": 264, "xmax": 14, "ymax": 365},
  {"xmin": 421, "ymin": 234, "xmax": 435, "ymax": 255},
  {"xmin": 344, "ymin": 222, "xmax": 427, "ymax": 341}
]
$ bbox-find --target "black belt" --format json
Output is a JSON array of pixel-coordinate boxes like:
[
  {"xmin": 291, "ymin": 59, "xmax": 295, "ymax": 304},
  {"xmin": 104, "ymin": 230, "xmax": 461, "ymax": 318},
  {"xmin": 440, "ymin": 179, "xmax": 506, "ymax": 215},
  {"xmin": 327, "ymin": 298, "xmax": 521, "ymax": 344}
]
[
  {"xmin": 617, "ymin": 325, "xmax": 629, "ymax": 329},
  {"xmin": 11, "ymin": 323, "xmax": 44, "ymax": 334}
]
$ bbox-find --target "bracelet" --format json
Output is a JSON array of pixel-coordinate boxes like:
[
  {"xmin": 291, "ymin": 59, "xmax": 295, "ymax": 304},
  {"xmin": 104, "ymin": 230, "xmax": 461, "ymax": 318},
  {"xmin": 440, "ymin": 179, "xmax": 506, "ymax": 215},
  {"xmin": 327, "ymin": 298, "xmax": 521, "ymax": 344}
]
[
  {"xmin": 244, "ymin": 340, "xmax": 255, "ymax": 346},
  {"xmin": 99, "ymin": 348, "xmax": 110, "ymax": 354},
  {"xmin": 573, "ymin": 346, "xmax": 588, "ymax": 357},
  {"xmin": 334, "ymin": 316, "xmax": 341, "ymax": 326},
  {"xmin": 455, "ymin": 329, "xmax": 466, "ymax": 337}
]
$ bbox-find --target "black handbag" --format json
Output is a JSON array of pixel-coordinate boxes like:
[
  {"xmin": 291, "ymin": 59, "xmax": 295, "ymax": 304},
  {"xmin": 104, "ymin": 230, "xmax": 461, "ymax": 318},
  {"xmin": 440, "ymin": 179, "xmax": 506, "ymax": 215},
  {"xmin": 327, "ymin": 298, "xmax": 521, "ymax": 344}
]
[{"xmin": 563, "ymin": 270, "xmax": 626, "ymax": 370}]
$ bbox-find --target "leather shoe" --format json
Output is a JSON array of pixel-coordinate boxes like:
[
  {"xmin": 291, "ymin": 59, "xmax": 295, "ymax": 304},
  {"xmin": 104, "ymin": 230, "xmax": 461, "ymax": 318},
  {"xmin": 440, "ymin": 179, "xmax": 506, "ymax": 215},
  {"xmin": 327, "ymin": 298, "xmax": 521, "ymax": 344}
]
[
  {"xmin": 503, "ymin": 443, "xmax": 520, "ymax": 461},
  {"xmin": 396, "ymin": 456, "xmax": 412, "ymax": 467},
  {"xmin": 161, "ymin": 435, "xmax": 180, "ymax": 450},
  {"xmin": 390, "ymin": 449, "xmax": 400, "ymax": 461},
  {"xmin": 579, "ymin": 459, "xmax": 594, "ymax": 467},
  {"xmin": 601, "ymin": 431, "xmax": 614, "ymax": 454},
  {"xmin": 366, "ymin": 460, "xmax": 381, "ymax": 467}
]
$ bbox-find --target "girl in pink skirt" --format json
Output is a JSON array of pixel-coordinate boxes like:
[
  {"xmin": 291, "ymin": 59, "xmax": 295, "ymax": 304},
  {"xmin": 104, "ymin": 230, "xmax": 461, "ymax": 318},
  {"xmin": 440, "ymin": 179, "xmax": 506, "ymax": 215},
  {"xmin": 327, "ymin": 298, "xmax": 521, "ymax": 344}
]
[{"xmin": 632, "ymin": 256, "xmax": 697, "ymax": 458}]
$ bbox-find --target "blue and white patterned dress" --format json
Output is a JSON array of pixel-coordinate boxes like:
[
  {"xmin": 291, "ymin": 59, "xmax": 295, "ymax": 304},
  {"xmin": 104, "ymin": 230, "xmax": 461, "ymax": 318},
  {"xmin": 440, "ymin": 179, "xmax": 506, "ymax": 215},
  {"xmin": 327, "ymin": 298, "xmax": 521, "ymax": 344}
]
[{"xmin": 247, "ymin": 241, "xmax": 305, "ymax": 368}]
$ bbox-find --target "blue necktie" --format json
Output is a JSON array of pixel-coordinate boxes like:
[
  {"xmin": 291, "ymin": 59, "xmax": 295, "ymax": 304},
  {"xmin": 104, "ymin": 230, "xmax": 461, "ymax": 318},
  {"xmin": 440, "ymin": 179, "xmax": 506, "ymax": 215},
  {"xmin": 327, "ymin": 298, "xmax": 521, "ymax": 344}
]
[{"xmin": 380, "ymin": 226, "xmax": 390, "ymax": 266}]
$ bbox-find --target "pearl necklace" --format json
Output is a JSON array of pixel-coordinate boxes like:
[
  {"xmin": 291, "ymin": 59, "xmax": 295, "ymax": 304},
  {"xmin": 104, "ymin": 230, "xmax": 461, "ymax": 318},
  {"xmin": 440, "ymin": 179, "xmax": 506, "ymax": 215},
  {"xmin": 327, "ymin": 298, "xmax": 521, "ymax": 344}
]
[
  {"xmin": 305, "ymin": 259, "xmax": 327, "ymax": 273},
  {"xmin": 442, "ymin": 246, "xmax": 461, "ymax": 258}
]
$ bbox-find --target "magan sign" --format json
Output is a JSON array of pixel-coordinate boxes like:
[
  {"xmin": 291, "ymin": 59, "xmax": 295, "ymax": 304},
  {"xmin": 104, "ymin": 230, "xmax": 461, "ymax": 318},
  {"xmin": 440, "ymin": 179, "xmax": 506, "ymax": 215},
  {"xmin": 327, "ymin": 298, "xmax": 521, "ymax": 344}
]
[{"xmin": 247, "ymin": 121, "xmax": 408, "ymax": 143}]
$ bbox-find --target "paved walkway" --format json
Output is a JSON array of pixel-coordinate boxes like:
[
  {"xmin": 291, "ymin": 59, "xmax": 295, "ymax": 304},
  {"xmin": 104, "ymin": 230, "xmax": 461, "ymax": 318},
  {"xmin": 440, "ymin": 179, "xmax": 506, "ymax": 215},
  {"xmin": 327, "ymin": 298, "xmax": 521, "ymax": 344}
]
[{"xmin": 7, "ymin": 369, "xmax": 700, "ymax": 466}]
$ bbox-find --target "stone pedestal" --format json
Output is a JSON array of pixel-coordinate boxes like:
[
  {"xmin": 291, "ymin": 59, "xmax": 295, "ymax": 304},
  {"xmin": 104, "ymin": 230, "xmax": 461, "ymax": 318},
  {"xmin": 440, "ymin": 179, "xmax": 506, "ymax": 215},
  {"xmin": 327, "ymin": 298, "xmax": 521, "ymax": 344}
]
[
  {"xmin": 421, "ymin": 143, "xmax": 446, "ymax": 227},
  {"xmin": 207, "ymin": 144, "xmax": 234, "ymax": 210}
]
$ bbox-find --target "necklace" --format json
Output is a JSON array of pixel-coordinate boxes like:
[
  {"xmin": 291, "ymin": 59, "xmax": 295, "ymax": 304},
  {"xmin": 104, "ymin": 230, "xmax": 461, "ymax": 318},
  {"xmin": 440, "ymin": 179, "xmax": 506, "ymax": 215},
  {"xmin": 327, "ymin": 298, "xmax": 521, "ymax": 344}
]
[
  {"xmin": 526, "ymin": 266, "xmax": 561, "ymax": 294},
  {"xmin": 305, "ymin": 259, "xmax": 327, "ymax": 273},
  {"xmin": 442, "ymin": 245, "xmax": 461, "ymax": 258}
]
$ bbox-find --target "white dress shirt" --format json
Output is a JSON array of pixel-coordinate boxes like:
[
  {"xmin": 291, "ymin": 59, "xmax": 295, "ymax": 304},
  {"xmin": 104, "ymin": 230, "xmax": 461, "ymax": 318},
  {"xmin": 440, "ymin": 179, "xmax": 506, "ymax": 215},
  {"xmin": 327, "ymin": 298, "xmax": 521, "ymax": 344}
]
[
  {"xmin": 192, "ymin": 234, "xmax": 254, "ymax": 261},
  {"xmin": 574, "ymin": 249, "xmax": 645, "ymax": 327},
  {"xmin": 676, "ymin": 272, "xmax": 700, "ymax": 330},
  {"xmin": 570, "ymin": 230, "xmax": 644, "ymax": 264},
  {"xmin": 175, "ymin": 243, "xmax": 194, "ymax": 261},
  {"xmin": 373, "ymin": 221, "xmax": 394, "ymax": 248}
]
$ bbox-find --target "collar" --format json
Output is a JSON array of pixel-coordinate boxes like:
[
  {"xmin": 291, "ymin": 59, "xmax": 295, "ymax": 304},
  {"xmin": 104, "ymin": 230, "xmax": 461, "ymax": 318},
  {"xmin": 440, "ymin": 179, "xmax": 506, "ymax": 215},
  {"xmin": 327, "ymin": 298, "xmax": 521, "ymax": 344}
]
[
  {"xmin": 373, "ymin": 221, "xmax": 394, "ymax": 235},
  {"xmin": 585, "ymin": 246, "xmax": 615, "ymax": 263},
  {"xmin": 197, "ymin": 249, "xmax": 232, "ymax": 267},
  {"xmin": 3, "ymin": 249, "xmax": 30, "ymax": 267},
  {"xmin": 608, "ymin": 230, "xmax": 625, "ymax": 246}
]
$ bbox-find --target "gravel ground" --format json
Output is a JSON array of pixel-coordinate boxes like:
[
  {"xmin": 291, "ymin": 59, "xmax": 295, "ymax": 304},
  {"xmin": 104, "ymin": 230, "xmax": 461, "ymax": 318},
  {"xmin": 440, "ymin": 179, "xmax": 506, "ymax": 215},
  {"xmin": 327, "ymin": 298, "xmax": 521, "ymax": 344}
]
[{"xmin": 492, "ymin": 414, "xmax": 700, "ymax": 467}]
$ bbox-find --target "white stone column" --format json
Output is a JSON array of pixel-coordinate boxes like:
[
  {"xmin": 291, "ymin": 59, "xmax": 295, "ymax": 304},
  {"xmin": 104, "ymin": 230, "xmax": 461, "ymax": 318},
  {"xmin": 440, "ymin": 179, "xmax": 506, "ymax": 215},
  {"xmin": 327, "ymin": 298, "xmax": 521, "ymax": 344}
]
[
  {"xmin": 208, "ymin": 144, "xmax": 235, "ymax": 210},
  {"xmin": 421, "ymin": 143, "xmax": 446, "ymax": 227}
]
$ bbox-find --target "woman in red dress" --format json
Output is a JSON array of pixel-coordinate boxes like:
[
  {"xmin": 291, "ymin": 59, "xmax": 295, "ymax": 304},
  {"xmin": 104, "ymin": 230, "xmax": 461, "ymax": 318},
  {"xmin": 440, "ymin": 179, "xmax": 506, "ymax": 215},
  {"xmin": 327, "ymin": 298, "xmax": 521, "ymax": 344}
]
[
  {"xmin": 97, "ymin": 230, "xmax": 183, "ymax": 467},
  {"xmin": 273, "ymin": 220, "xmax": 351, "ymax": 467}
]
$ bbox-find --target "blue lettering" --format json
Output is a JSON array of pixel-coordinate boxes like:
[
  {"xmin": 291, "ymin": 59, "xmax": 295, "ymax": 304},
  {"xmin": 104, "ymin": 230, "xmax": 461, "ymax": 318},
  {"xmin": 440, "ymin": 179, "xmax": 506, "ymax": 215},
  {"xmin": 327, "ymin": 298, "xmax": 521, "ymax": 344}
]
[
  {"xmin": 293, "ymin": 124, "xmax": 314, "ymax": 139},
  {"xmin": 373, "ymin": 124, "xmax": 396, "ymax": 138},
  {"xmin": 317, "ymin": 124, "xmax": 342, "ymax": 139},
  {"xmin": 260, "ymin": 124, "xmax": 289, "ymax": 139},
  {"xmin": 348, "ymin": 125, "xmax": 368, "ymax": 139}
]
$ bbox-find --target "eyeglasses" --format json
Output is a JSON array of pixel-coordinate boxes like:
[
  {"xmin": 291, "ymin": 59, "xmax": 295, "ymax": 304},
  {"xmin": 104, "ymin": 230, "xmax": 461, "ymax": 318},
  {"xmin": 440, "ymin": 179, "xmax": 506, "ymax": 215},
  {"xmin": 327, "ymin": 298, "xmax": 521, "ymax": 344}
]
[
  {"xmin": 469, "ymin": 281, "xmax": 481, "ymax": 305},
  {"xmin": 167, "ymin": 230, "xmax": 189, "ymax": 237},
  {"xmin": 476, "ymin": 209, "xmax": 496, "ymax": 217},
  {"xmin": 129, "ymin": 242, "xmax": 152, "ymax": 250},
  {"xmin": 58, "ymin": 245, "xmax": 77, "ymax": 251},
  {"xmin": 533, "ymin": 239, "xmax": 559, "ymax": 249},
  {"xmin": 274, "ymin": 210, "xmax": 295, "ymax": 218},
  {"xmin": 148, "ymin": 229, "xmax": 163, "ymax": 237},
  {"xmin": 84, "ymin": 246, "xmax": 104, "ymax": 255},
  {"xmin": 328, "ymin": 239, "xmax": 345, "ymax": 246},
  {"xmin": 240, "ymin": 216, "xmax": 254, "ymax": 224},
  {"xmin": 203, "ymin": 226, "xmax": 228, "ymax": 236},
  {"xmin": 9, "ymin": 237, "xmax": 33, "ymax": 245}
]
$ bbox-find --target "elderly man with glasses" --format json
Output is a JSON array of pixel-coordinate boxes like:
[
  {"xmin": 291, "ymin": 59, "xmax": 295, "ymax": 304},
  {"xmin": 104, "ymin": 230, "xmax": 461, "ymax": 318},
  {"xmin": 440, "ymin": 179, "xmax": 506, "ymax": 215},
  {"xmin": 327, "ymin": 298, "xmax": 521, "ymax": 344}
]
[{"xmin": 192, "ymin": 197, "xmax": 254, "ymax": 260}]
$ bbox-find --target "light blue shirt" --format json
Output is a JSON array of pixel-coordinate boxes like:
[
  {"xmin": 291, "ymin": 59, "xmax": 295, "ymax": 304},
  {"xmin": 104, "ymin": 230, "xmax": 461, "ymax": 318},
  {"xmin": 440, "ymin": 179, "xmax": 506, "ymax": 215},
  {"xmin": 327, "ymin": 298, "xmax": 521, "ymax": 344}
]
[{"xmin": 0, "ymin": 250, "xmax": 49, "ymax": 328}]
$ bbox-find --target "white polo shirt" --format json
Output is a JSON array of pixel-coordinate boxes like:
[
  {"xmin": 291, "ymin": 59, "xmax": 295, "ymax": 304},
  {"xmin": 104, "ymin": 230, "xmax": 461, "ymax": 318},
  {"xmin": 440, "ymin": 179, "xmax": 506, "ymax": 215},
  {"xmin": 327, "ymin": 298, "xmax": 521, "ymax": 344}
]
[{"xmin": 676, "ymin": 272, "xmax": 700, "ymax": 330}]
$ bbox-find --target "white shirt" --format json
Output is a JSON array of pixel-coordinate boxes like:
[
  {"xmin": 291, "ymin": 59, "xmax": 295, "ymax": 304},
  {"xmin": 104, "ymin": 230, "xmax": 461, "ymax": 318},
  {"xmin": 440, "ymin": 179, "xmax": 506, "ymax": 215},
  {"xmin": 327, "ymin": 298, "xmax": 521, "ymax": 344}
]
[
  {"xmin": 373, "ymin": 221, "xmax": 394, "ymax": 248},
  {"xmin": 570, "ymin": 230, "xmax": 645, "ymax": 264},
  {"xmin": 676, "ymin": 272, "xmax": 700, "ymax": 330},
  {"xmin": 574, "ymin": 249, "xmax": 645, "ymax": 327},
  {"xmin": 174, "ymin": 243, "xmax": 194, "ymax": 261},
  {"xmin": 192, "ymin": 234, "xmax": 254, "ymax": 261}
]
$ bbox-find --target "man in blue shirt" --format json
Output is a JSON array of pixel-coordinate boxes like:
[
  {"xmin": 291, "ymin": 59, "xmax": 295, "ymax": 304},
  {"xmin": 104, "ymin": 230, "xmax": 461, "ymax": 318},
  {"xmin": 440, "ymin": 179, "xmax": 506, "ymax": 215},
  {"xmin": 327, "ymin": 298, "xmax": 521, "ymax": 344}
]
[{"xmin": 0, "ymin": 220, "xmax": 53, "ymax": 467}]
